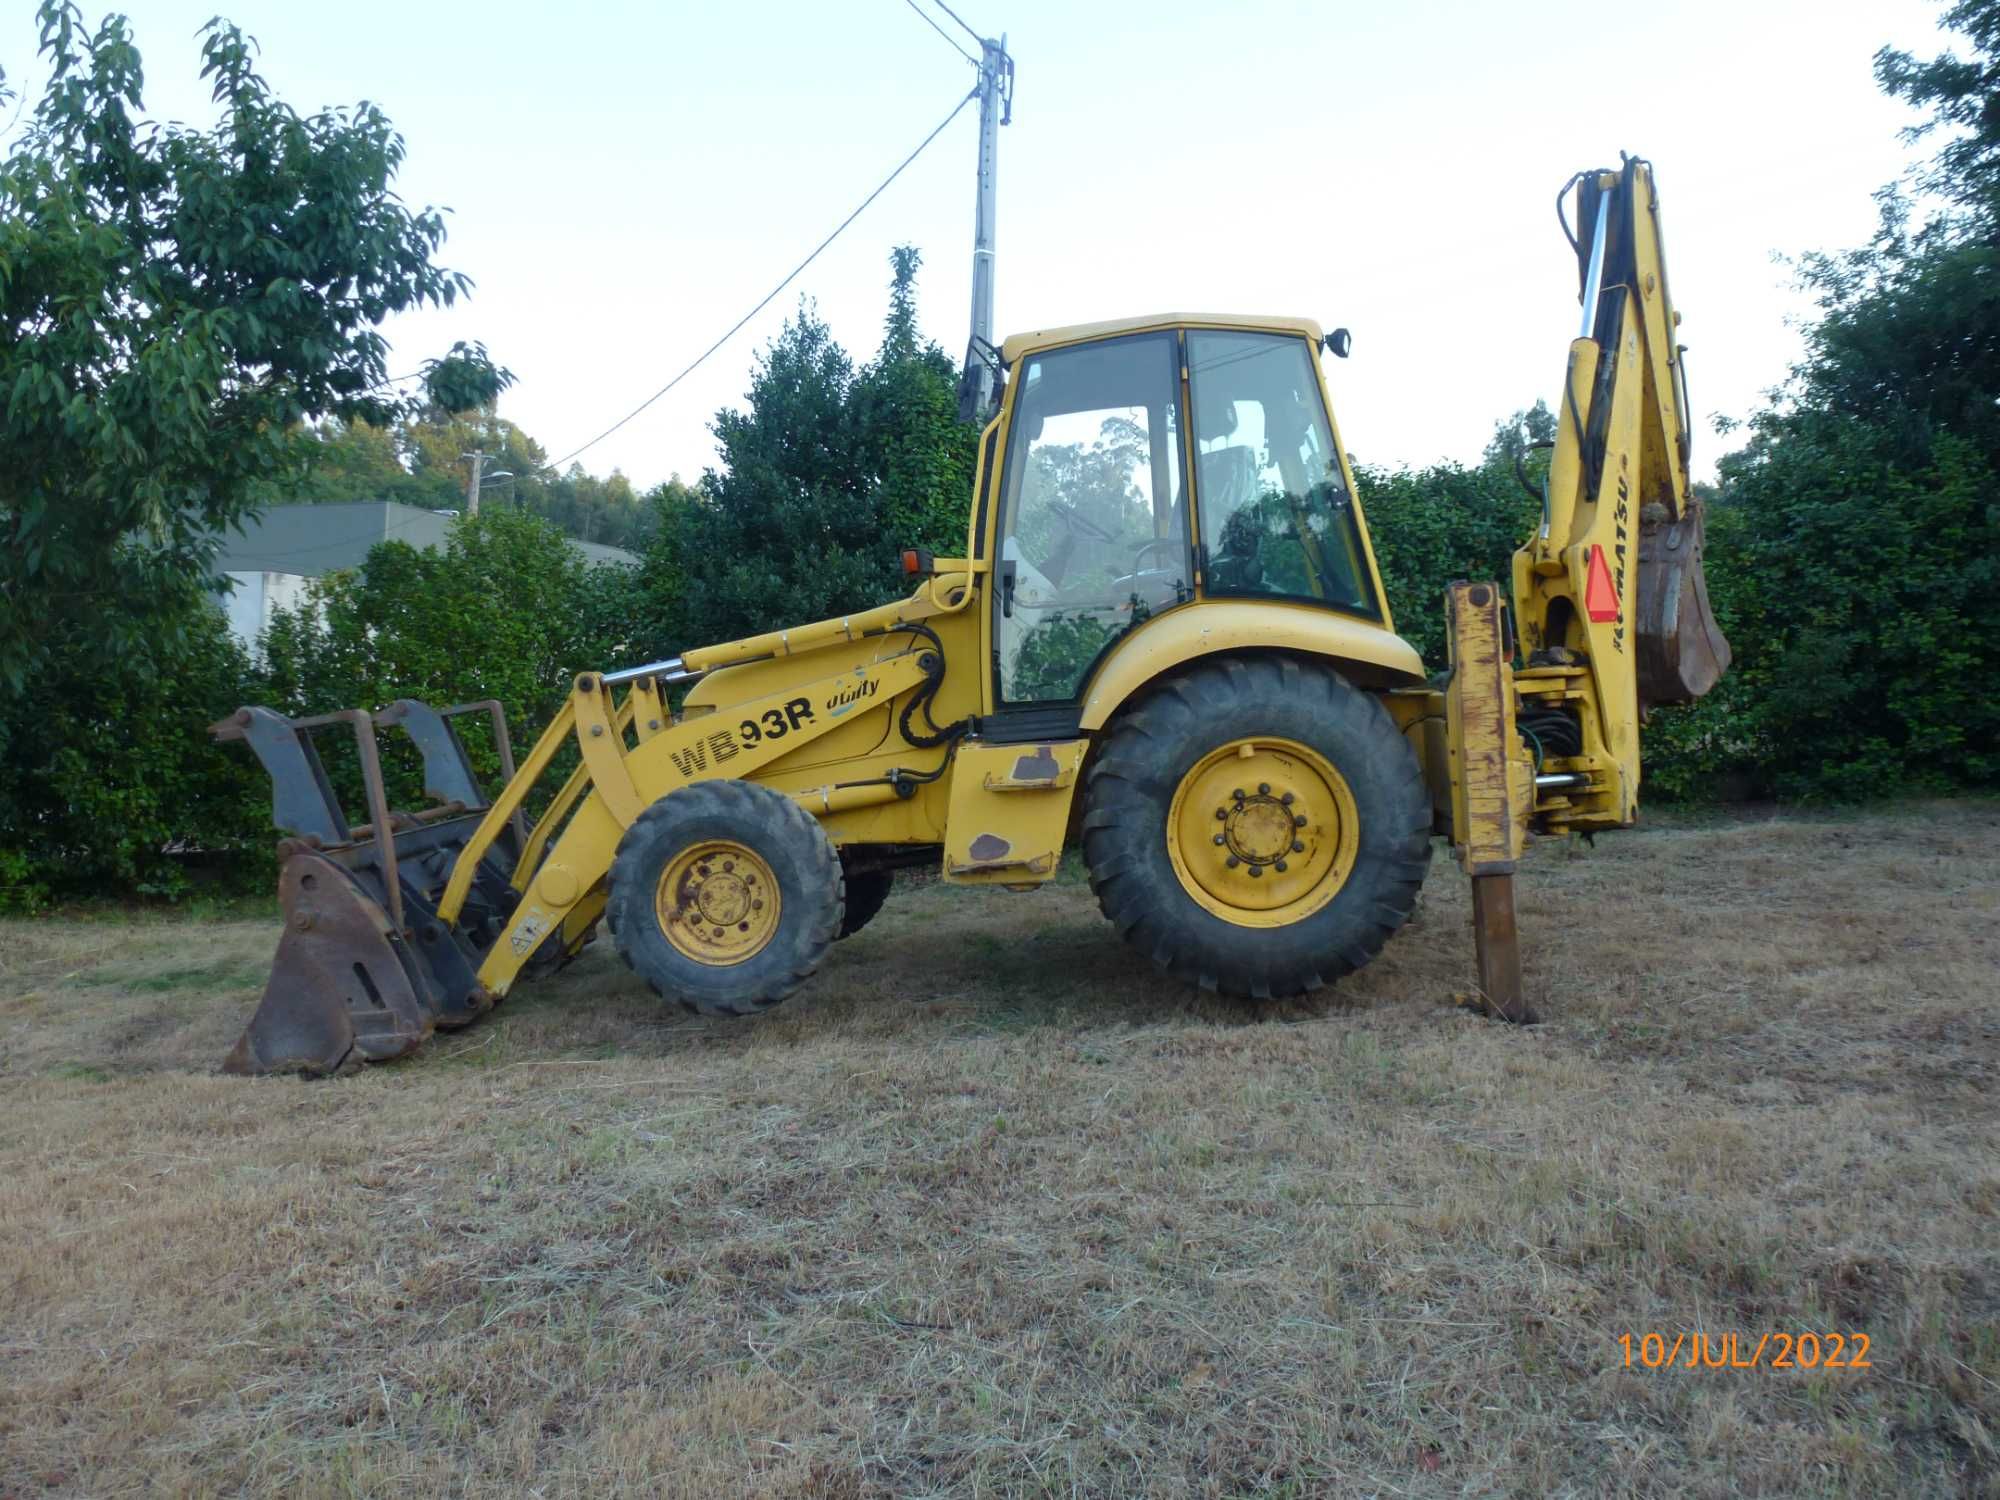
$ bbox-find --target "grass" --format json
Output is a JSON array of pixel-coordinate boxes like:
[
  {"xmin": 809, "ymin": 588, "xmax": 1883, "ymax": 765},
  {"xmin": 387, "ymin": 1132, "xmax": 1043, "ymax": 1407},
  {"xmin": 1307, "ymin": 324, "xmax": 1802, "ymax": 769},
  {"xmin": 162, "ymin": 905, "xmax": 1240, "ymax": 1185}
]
[{"xmin": 2, "ymin": 800, "xmax": 1998, "ymax": 1496}]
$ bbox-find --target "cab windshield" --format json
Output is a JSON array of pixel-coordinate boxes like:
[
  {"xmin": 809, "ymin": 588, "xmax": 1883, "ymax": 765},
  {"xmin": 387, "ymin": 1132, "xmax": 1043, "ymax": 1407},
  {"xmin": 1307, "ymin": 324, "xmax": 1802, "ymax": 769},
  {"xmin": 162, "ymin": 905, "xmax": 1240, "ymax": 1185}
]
[{"xmin": 1186, "ymin": 330, "xmax": 1377, "ymax": 617}]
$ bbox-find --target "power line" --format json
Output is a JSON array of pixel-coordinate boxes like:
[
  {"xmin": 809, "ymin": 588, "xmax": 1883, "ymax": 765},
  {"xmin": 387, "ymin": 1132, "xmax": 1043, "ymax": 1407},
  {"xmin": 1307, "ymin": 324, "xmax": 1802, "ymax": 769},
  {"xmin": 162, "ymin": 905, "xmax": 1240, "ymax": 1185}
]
[
  {"xmin": 539, "ymin": 86, "xmax": 979, "ymax": 475},
  {"xmin": 930, "ymin": 0, "xmax": 987, "ymax": 47},
  {"xmin": 902, "ymin": 0, "xmax": 977, "ymax": 65}
]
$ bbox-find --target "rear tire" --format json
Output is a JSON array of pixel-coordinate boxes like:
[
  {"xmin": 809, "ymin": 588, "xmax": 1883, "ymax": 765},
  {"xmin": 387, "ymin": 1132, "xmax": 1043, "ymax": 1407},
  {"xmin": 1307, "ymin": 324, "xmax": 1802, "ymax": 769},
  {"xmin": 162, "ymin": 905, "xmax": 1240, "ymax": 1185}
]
[
  {"xmin": 606, "ymin": 780, "xmax": 843, "ymax": 1017},
  {"xmin": 837, "ymin": 866, "xmax": 894, "ymax": 939},
  {"xmin": 1081, "ymin": 655, "xmax": 1431, "ymax": 1000}
]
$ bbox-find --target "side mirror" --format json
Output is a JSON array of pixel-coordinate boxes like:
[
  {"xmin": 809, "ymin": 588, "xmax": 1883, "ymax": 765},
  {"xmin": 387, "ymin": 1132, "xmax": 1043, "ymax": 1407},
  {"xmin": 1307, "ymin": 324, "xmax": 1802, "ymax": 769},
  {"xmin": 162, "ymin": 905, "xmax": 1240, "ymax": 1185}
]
[{"xmin": 1323, "ymin": 328, "xmax": 1353, "ymax": 359}]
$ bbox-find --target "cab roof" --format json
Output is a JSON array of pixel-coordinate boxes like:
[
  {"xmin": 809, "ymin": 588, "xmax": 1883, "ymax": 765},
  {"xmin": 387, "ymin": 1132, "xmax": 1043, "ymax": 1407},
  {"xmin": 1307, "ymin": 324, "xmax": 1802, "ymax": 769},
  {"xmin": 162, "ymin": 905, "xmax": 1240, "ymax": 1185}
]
[{"xmin": 999, "ymin": 313, "xmax": 1326, "ymax": 365}]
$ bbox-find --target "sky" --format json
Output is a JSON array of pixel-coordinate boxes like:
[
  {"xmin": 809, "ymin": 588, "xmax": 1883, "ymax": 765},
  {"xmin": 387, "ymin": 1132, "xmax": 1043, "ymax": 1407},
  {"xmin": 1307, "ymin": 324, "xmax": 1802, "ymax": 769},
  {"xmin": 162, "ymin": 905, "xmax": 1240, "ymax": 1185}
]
[{"xmin": 0, "ymin": 0, "xmax": 1961, "ymax": 488}]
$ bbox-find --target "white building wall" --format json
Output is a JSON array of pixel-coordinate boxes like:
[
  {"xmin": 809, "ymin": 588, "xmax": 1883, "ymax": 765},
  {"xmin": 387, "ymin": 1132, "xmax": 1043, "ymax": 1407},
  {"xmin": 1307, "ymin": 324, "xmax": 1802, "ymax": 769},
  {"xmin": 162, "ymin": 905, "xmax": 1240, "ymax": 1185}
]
[
  {"xmin": 221, "ymin": 571, "xmax": 313, "ymax": 656},
  {"xmin": 221, "ymin": 571, "xmax": 266, "ymax": 649}
]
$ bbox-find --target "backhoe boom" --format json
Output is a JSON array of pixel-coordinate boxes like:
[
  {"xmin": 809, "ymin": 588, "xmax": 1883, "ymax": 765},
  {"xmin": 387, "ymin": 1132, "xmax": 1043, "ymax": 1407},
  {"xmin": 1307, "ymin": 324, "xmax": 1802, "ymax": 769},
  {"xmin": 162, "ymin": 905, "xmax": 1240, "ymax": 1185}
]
[{"xmin": 1448, "ymin": 156, "xmax": 1731, "ymax": 1012}]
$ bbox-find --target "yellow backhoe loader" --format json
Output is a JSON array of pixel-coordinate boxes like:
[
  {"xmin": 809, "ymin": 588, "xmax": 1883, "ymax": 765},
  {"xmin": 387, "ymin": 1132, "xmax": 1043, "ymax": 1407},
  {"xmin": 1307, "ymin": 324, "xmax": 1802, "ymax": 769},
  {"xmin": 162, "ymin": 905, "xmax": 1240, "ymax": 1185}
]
[{"xmin": 217, "ymin": 156, "xmax": 1729, "ymax": 1074}]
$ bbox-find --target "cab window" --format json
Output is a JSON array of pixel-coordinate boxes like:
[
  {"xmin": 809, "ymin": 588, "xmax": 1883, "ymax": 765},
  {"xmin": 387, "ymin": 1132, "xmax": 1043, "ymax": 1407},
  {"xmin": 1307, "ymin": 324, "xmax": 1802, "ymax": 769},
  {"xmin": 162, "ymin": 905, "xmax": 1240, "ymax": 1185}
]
[
  {"xmin": 1186, "ymin": 330, "xmax": 1377, "ymax": 617},
  {"xmin": 994, "ymin": 333, "xmax": 1191, "ymax": 704}
]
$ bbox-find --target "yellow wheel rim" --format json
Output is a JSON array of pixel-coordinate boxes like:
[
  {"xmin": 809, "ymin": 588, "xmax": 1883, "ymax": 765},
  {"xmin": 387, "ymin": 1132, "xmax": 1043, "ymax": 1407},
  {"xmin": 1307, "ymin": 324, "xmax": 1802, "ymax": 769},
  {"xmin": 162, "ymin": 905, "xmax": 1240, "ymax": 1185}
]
[
  {"xmin": 1165, "ymin": 737, "xmax": 1360, "ymax": 928},
  {"xmin": 655, "ymin": 841, "xmax": 782, "ymax": 966}
]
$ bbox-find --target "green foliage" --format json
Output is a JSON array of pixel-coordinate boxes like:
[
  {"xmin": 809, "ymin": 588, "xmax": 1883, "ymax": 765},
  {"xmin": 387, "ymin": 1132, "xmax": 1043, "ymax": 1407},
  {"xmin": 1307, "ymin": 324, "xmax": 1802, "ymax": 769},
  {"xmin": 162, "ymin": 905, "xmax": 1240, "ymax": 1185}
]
[
  {"xmin": 633, "ymin": 248, "xmax": 979, "ymax": 652},
  {"xmin": 1876, "ymin": 0, "xmax": 2000, "ymax": 214},
  {"xmin": 1647, "ymin": 420, "xmax": 2000, "ymax": 800},
  {"xmin": 261, "ymin": 509, "xmax": 627, "ymax": 797},
  {"xmin": 1011, "ymin": 611, "xmax": 1118, "ymax": 704},
  {"xmin": 254, "ymin": 409, "xmax": 667, "ymax": 551},
  {"xmin": 0, "ymin": 587, "xmax": 267, "ymax": 909},
  {"xmin": 1480, "ymin": 399, "xmax": 1558, "ymax": 470},
  {"xmin": 1354, "ymin": 460, "xmax": 1538, "ymax": 667},
  {"xmin": 1643, "ymin": 0, "xmax": 2000, "ymax": 801},
  {"xmin": 0, "ymin": 3, "xmax": 508, "ymax": 685}
]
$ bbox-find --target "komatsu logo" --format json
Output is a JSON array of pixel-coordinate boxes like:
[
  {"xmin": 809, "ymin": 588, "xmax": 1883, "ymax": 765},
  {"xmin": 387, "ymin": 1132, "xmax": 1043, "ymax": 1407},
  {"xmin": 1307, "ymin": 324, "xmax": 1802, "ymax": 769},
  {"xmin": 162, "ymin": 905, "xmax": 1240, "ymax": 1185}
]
[{"xmin": 1612, "ymin": 473, "xmax": 1631, "ymax": 654}]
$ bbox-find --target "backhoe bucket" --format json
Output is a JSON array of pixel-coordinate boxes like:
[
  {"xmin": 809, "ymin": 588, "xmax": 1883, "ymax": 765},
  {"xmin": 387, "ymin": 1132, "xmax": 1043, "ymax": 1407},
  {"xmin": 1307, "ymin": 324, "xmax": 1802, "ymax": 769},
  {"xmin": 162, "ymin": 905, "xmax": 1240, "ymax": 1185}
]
[
  {"xmin": 1635, "ymin": 497, "xmax": 1731, "ymax": 707},
  {"xmin": 215, "ymin": 701, "xmax": 529, "ymax": 1076}
]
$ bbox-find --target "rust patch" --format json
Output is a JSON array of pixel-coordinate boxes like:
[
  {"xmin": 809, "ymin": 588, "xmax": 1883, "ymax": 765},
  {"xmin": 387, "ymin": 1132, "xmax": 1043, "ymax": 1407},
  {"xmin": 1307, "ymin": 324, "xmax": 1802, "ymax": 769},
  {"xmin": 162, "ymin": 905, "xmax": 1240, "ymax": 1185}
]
[
  {"xmin": 966, "ymin": 832, "xmax": 1012, "ymax": 862},
  {"xmin": 1009, "ymin": 746, "xmax": 1062, "ymax": 783}
]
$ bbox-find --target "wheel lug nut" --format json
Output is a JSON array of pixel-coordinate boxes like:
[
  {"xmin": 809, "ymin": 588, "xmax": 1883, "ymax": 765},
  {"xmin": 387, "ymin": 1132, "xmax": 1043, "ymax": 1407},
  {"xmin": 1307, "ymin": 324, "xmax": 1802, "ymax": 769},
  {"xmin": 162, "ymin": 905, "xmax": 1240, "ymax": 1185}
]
[
  {"xmin": 1292, "ymin": 839, "xmax": 1305, "ymax": 853},
  {"xmin": 1225, "ymin": 855, "xmax": 1240, "ymax": 868},
  {"xmin": 1294, "ymin": 815, "xmax": 1307, "ymax": 828},
  {"xmin": 1258, "ymin": 782, "xmax": 1270, "ymax": 795},
  {"xmin": 1280, "ymin": 791, "xmax": 1294, "ymax": 805},
  {"xmin": 1274, "ymin": 859, "xmax": 1288, "ymax": 873},
  {"xmin": 1213, "ymin": 834, "xmax": 1225, "ymax": 846},
  {"xmin": 724, "ymin": 860, "xmax": 735, "ymax": 872},
  {"xmin": 1248, "ymin": 865, "xmax": 1263, "ymax": 878},
  {"xmin": 1215, "ymin": 808, "xmax": 1227, "ymax": 820},
  {"xmin": 738, "ymin": 922, "xmax": 750, "ymax": 932},
  {"xmin": 752, "ymin": 899, "xmax": 764, "ymax": 910},
  {"xmin": 1233, "ymin": 788, "xmax": 1245, "ymax": 801}
]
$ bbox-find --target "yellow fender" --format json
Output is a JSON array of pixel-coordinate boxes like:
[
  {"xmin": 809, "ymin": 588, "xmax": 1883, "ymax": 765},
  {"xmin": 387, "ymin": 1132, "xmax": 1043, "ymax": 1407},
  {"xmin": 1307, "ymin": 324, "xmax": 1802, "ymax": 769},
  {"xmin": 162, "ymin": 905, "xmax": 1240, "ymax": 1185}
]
[{"xmin": 1078, "ymin": 599, "xmax": 1425, "ymax": 731}]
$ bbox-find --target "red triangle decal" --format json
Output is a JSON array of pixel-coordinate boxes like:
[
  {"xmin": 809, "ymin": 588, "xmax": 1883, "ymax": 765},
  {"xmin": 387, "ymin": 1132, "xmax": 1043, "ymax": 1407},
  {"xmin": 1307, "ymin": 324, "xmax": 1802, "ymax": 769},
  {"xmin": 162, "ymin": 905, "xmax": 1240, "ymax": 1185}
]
[{"xmin": 1584, "ymin": 544, "xmax": 1619, "ymax": 622}]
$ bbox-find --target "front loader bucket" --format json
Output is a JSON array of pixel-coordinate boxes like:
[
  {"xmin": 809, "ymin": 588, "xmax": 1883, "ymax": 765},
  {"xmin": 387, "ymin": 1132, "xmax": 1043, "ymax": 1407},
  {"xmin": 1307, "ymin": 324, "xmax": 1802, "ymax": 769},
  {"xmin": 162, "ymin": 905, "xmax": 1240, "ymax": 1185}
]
[
  {"xmin": 216, "ymin": 701, "xmax": 529, "ymax": 1076},
  {"xmin": 223, "ymin": 849, "xmax": 436, "ymax": 1075},
  {"xmin": 1635, "ymin": 497, "xmax": 1732, "ymax": 707}
]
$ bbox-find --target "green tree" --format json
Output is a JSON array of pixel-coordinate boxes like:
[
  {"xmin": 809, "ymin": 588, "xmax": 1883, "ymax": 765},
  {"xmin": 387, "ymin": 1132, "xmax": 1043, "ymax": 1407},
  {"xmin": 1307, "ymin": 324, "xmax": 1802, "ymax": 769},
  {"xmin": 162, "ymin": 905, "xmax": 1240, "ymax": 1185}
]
[
  {"xmin": 1655, "ymin": 0, "xmax": 2000, "ymax": 799},
  {"xmin": 1355, "ymin": 459, "xmax": 1538, "ymax": 668},
  {"xmin": 258, "ymin": 407, "xmax": 659, "ymax": 550},
  {"xmin": 849, "ymin": 247, "xmax": 982, "ymax": 551},
  {"xmin": 0, "ymin": 2, "xmax": 508, "ymax": 684},
  {"xmin": 1480, "ymin": 398, "xmax": 1558, "ymax": 470},
  {"xmin": 0, "ymin": 583, "xmax": 266, "ymax": 907},
  {"xmin": 635, "ymin": 248, "xmax": 977, "ymax": 653},
  {"xmin": 262, "ymin": 508, "xmax": 607, "ymax": 743}
]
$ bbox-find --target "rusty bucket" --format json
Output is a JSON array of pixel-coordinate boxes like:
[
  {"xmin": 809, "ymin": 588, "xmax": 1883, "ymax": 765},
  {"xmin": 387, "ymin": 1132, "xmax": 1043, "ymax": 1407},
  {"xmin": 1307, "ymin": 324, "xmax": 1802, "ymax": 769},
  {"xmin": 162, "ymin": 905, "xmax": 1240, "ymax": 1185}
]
[
  {"xmin": 1634, "ymin": 497, "xmax": 1732, "ymax": 708},
  {"xmin": 214, "ymin": 701, "xmax": 524, "ymax": 1075}
]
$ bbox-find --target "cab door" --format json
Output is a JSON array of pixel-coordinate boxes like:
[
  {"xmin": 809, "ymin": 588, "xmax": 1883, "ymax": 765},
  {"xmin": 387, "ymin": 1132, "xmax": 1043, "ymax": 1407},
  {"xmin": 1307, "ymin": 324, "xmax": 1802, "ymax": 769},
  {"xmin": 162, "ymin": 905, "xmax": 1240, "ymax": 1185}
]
[{"xmin": 985, "ymin": 330, "xmax": 1194, "ymax": 735}]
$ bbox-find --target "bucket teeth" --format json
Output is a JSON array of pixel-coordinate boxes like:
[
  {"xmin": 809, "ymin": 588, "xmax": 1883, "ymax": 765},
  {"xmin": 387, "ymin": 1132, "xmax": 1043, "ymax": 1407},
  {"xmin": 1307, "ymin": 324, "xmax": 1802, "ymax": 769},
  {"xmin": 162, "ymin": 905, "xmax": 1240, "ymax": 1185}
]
[{"xmin": 223, "ymin": 850, "xmax": 434, "ymax": 1076}]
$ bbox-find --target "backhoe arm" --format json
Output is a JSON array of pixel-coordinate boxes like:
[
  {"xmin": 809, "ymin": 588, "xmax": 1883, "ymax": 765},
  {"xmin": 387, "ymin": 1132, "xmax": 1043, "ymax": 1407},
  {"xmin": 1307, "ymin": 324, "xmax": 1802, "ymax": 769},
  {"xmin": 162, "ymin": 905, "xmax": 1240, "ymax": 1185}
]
[
  {"xmin": 1448, "ymin": 157, "xmax": 1731, "ymax": 1018},
  {"xmin": 1509, "ymin": 156, "xmax": 1730, "ymax": 833}
]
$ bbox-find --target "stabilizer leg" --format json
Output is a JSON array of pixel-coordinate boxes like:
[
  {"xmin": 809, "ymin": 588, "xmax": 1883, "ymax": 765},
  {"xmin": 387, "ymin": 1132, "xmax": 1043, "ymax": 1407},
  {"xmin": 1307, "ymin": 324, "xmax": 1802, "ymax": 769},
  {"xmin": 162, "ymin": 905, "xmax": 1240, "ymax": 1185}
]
[
  {"xmin": 1443, "ymin": 582, "xmax": 1541, "ymax": 1024},
  {"xmin": 1470, "ymin": 872, "xmax": 1536, "ymax": 1024}
]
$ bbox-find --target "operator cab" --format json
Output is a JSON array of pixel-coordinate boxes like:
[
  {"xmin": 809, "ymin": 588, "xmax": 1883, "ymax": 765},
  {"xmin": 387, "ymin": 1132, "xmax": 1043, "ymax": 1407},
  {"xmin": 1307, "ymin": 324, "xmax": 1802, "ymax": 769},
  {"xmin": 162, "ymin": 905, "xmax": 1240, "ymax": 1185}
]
[{"xmin": 991, "ymin": 317, "xmax": 1382, "ymax": 707}]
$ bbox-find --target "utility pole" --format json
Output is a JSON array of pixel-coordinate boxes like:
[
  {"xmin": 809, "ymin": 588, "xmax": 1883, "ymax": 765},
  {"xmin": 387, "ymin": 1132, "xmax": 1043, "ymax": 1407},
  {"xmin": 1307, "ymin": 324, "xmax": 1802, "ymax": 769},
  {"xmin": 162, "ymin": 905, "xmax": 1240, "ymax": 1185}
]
[
  {"xmin": 962, "ymin": 32, "xmax": 1013, "ymax": 423},
  {"xmin": 463, "ymin": 450, "xmax": 485, "ymax": 516}
]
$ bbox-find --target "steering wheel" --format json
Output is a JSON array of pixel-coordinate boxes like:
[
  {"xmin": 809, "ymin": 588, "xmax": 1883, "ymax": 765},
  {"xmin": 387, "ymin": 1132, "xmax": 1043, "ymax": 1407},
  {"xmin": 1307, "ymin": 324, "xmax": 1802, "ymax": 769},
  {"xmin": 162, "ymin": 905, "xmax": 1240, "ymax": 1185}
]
[{"xmin": 1050, "ymin": 500, "xmax": 1117, "ymax": 544}]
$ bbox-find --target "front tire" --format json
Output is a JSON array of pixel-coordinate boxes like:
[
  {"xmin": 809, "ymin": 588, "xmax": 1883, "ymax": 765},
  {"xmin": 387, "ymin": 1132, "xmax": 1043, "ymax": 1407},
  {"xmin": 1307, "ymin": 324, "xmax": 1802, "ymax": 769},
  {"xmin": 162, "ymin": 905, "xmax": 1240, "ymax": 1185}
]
[
  {"xmin": 606, "ymin": 780, "xmax": 843, "ymax": 1017},
  {"xmin": 1081, "ymin": 655, "xmax": 1431, "ymax": 999}
]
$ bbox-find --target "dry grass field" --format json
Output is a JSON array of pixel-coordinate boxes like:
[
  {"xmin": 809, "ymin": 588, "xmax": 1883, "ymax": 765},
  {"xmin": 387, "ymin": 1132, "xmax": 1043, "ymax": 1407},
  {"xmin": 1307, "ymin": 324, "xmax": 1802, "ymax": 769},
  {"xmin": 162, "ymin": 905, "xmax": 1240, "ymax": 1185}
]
[{"xmin": 3, "ymin": 801, "xmax": 1998, "ymax": 1498}]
